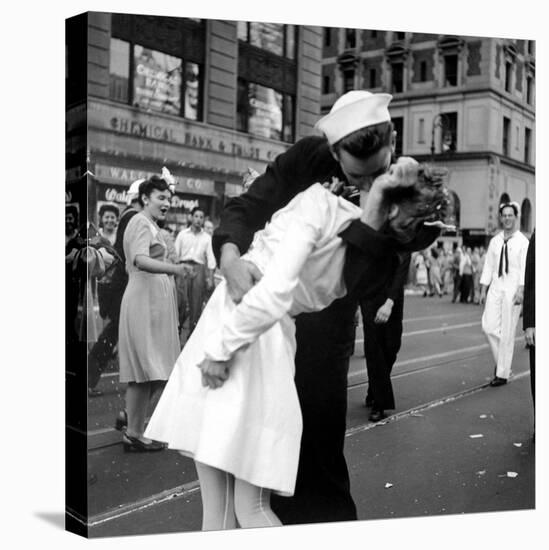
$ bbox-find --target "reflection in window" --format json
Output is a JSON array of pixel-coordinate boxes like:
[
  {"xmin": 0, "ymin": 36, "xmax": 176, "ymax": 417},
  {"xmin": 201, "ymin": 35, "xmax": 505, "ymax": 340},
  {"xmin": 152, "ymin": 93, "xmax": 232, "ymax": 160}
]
[
  {"xmin": 237, "ymin": 79, "xmax": 294, "ymax": 142},
  {"xmin": 109, "ymin": 38, "xmax": 130, "ymax": 103},
  {"xmin": 441, "ymin": 112, "xmax": 457, "ymax": 152},
  {"xmin": 133, "ymin": 45, "xmax": 182, "ymax": 115},
  {"xmin": 184, "ymin": 62, "xmax": 201, "ymax": 121},
  {"xmin": 239, "ymin": 22, "xmax": 296, "ymax": 59}
]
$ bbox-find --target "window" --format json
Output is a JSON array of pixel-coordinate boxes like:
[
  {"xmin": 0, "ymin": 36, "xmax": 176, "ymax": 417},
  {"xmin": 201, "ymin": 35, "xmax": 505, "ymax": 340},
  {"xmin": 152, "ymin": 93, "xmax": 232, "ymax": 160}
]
[
  {"xmin": 109, "ymin": 38, "xmax": 130, "ymax": 103},
  {"xmin": 345, "ymin": 29, "xmax": 356, "ymax": 49},
  {"xmin": 343, "ymin": 69, "xmax": 355, "ymax": 93},
  {"xmin": 420, "ymin": 60, "xmax": 427, "ymax": 82},
  {"xmin": 524, "ymin": 127, "xmax": 532, "ymax": 164},
  {"xmin": 109, "ymin": 39, "xmax": 203, "ymax": 120},
  {"xmin": 441, "ymin": 112, "xmax": 457, "ymax": 152},
  {"xmin": 237, "ymin": 79, "xmax": 294, "ymax": 142},
  {"xmin": 392, "ymin": 117, "xmax": 404, "ymax": 156},
  {"xmin": 418, "ymin": 118, "xmax": 425, "ymax": 143},
  {"xmin": 322, "ymin": 75, "xmax": 330, "ymax": 94},
  {"xmin": 503, "ymin": 116, "xmax": 511, "ymax": 156},
  {"xmin": 391, "ymin": 62, "xmax": 404, "ymax": 93},
  {"xmin": 324, "ymin": 28, "xmax": 331, "ymax": 47},
  {"xmin": 526, "ymin": 76, "xmax": 533, "ymax": 104},
  {"xmin": 396, "ymin": 32, "xmax": 405, "ymax": 40},
  {"xmin": 520, "ymin": 199, "xmax": 532, "ymax": 233},
  {"xmin": 444, "ymin": 55, "xmax": 458, "ymax": 86},
  {"xmin": 369, "ymin": 68, "xmax": 376, "ymax": 88},
  {"xmin": 238, "ymin": 22, "xmax": 296, "ymax": 59},
  {"xmin": 371, "ymin": 30, "xmax": 378, "ymax": 38},
  {"xmin": 504, "ymin": 62, "xmax": 513, "ymax": 92},
  {"xmin": 527, "ymin": 40, "xmax": 534, "ymax": 55}
]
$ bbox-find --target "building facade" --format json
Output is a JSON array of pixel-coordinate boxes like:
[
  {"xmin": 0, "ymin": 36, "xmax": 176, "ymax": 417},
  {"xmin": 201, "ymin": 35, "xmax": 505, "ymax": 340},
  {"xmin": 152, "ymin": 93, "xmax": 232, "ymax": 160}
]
[
  {"xmin": 321, "ymin": 29, "xmax": 536, "ymax": 246},
  {"xmin": 66, "ymin": 13, "xmax": 323, "ymax": 227}
]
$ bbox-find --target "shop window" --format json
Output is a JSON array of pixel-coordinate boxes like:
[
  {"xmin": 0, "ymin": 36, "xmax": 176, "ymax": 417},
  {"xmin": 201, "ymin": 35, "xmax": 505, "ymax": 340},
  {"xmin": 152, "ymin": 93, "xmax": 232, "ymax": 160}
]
[
  {"xmin": 109, "ymin": 39, "xmax": 203, "ymax": 121},
  {"xmin": 237, "ymin": 79, "xmax": 294, "ymax": 142},
  {"xmin": 502, "ymin": 117, "xmax": 511, "ymax": 156},
  {"xmin": 239, "ymin": 22, "xmax": 296, "ymax": 59},
  {"xmin": 133, "ymin": 45, "xmax": 183, "ymax": 116},
  {"xmin": 392, "ymin": 116, "xmax": 404, "ymax": 156},
  {"xmin": 391, "ymin": 62, "xmax": 404, "ymax": 93},
  {"xmin": 109, "ymin": 38, "xmax": 130, "ymax": 103},
  {"xmin": 444, "ymin": 54, "xmax": 458, "ymax": 86},
  {"xmin": 524, "ymin": 127, "xmax": 532, "ymax": 164}
]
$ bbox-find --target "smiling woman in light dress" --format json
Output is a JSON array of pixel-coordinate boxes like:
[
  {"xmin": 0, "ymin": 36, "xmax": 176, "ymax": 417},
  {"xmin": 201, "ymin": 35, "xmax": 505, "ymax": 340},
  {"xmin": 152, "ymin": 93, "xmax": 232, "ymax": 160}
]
[
  {"xmin": 144, "ymin": 159, "xmax": 452, "ymax": 529},
  {"xmin": 118, "ymin": 176, "xmax": 188, "ymax": 452}
]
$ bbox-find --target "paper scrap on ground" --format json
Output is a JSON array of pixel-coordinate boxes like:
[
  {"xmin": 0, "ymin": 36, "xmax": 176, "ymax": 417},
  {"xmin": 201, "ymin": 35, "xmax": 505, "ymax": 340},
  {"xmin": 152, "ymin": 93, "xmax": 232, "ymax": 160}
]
[
  {"xmin": 385, "ymin": 483, "xmax": 393, "ymax": 489},
  {"xmin": 476, "ymin": 470, "xmax": 486, "ymax": 476},
  {"xmin": 513, "ymin": 443, "xmax": 523, "ymax": 448},
  {"xmin": 479, "ymin": 414, "xmax": 487, "ymax": 419},
  {"xmin": 507, "ymin": 472, "xmax": 518, "ymax": 478},
  {"xmin": 469, "ymin": 434, "xmax": 484, "ymax": 438}
]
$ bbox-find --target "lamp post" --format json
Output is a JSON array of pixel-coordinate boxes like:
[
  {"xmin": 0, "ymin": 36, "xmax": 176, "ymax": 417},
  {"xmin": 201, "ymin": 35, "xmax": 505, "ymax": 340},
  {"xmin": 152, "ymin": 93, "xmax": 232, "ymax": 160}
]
[{"xmin": 430, "ymin": 113, "xmax": 452, "ymax": 160}]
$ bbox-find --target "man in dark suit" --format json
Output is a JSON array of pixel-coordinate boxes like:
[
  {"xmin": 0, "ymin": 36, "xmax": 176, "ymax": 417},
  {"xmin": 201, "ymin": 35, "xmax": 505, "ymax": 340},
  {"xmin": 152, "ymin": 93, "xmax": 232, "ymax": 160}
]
[
  {"xmin": 213, "ymin": 91, "xmax": 441, "ymax": 525},
  {"xmin": 523, "ymin": 230, "xmax": 535, "ymax": 409},
  {"xmin": 360, "ymin": 252, "xmax": 410, "ymax": 421}
]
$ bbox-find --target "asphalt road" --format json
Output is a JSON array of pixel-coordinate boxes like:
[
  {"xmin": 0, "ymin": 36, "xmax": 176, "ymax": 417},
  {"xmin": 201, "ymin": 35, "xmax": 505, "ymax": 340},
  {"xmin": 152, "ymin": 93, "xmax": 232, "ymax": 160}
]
[{"xmin": 79, "ymin": 294, "xmax": 535, "ymax": 538}]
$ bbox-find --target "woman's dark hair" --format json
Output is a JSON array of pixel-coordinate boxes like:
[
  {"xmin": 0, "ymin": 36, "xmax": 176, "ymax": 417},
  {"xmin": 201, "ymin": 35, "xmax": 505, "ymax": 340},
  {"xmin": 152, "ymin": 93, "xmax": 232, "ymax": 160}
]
[
  {"xmin": 385, "ymin": 163, "xmax": 451, "ymax": 245},
  {"xmin": 332, "ymin": 120, "xmax": 394, "ymax": 159},
  {"xmin": 98, "ymin": 203, "xmax": 120, "ymax": 219},
  {"xmin": 66, "ymin": 204, "xmax": 79, "ymax": 222},
  {"xmin": 138, "ymin": 175, "xmax": 171, "ymax": 207}
]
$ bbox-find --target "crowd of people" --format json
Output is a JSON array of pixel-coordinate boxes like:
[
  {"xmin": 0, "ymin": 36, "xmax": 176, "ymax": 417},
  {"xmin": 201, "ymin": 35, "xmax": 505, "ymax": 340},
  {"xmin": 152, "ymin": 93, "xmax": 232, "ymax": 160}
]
[
  {"xmin": 410, "ymin": 243, "xmax": 487, "ymax": 304},
  {"xmin": 65, "ymin": 89, "xmax": 535, "ymax": 532}
]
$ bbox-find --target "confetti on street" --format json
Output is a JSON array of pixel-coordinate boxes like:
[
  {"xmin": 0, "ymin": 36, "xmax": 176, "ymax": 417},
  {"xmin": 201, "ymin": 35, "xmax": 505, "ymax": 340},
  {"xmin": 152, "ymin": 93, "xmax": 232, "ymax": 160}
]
[{"xmin": 469, "ymin": 434, "xmax": 484, "ymax": 439}]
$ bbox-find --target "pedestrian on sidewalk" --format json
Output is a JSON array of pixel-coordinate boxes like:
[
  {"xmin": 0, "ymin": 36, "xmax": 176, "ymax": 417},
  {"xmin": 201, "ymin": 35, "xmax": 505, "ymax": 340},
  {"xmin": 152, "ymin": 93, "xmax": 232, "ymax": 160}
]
[
  {"xmin": 118, "ymin": 176, "xmax": 189, "ymax": 452},
  {"xmin": 480, "ymin": 202, "xmax": 529, "ymax": 387},
  {"xmin": 459, "ymin": 246, "xmax": 474, "ymax": 303},
  {"xmin": 360, "ymin": 252, "xmax": 410, "ymax": 421},
  {"xmin": 414, "ymin": 251, "xmax": 429, "ymax": 296},
  {"xmin": 174, "ymin": 207, "xmax": 216, "ymax": 338},
  {"xmin": 88, "ymin": 180, "xmax": 144, "ymax": 397},
  {"xmin": 145, "ymin": 157, "xmax": 450, "ymax": 530},
  {"xmin": 428, "ymin": 247, "xmax": 443, "ymax": 297},
  {"xmin": 451, "ymin": 242, "xmax": 462, "ymax": 303}
]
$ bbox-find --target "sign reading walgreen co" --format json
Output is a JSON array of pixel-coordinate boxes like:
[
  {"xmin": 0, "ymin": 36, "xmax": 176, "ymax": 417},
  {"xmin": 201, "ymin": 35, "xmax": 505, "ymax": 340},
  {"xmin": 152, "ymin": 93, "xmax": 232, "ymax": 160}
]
[{"xmin": 89, "ymin": 101, "xmax": 288, "ymax": 164}]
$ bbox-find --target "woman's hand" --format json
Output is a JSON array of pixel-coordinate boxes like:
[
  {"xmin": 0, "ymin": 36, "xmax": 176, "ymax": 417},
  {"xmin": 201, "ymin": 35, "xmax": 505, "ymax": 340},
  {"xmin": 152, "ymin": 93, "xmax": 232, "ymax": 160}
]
[{"xmin": 198, "ymin": 359, "xmax": 230, "ymax": 389}]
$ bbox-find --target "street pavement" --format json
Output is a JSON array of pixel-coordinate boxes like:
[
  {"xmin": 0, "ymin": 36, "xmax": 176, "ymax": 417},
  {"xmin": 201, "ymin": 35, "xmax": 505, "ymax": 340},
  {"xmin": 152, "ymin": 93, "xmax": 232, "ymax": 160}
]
[{"xmin": 82, "ymin": 294, "xmax": 535, "ymax": 538}]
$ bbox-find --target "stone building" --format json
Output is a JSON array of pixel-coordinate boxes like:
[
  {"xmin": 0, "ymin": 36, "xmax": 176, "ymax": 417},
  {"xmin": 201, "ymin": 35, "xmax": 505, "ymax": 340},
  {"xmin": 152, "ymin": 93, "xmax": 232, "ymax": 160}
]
[
  {"xmin": 321, "ymin": 29, "xmax": 535, "ymax": 246},
  {"xmin": 66, "ymin": 12, "xmax": 322, "ymax": 227}
]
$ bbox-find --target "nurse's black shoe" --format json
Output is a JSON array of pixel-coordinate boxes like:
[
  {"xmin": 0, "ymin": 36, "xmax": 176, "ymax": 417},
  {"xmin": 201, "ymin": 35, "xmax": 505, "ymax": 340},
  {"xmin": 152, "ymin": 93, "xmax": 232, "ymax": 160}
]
[
  {"xmin": 122, "ymin": 432, "xmax": 165, "ymax": 453},
  {"xmin": 489, "ymin": 376, "xmax": 508, "ymax": 387},
  {"xmin": 115, "ymin": 410, "xmax": 128, "ymax": 432}
]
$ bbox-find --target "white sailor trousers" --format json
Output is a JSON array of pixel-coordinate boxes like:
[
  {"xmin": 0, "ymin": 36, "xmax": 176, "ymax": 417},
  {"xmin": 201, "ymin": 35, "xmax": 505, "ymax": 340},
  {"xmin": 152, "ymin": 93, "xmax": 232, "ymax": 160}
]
[{"xmin": 481, "ymin": 277, "xmax": 522, "ymax": 379}]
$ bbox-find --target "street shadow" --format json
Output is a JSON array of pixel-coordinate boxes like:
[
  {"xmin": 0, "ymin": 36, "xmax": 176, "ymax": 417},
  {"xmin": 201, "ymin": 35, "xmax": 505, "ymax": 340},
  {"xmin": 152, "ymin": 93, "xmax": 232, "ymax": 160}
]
[{"xmin": 34, "ymin": 512, "xmax": 65, "ymax": 530}]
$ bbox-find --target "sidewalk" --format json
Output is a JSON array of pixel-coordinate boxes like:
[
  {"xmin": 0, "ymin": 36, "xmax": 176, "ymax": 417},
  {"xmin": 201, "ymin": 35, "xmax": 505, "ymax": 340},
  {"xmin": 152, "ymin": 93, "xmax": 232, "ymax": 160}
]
[{"xmin": 89, "ymin": 371, "xmax": 535, "ymax": 538}]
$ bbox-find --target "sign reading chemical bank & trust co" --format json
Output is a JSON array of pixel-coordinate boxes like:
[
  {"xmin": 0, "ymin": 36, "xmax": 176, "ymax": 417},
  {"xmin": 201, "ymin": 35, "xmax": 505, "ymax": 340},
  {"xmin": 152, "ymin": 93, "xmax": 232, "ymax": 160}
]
[{"xmin": 89, "ymin": 99, "xmax": 288, "ymax": 164}]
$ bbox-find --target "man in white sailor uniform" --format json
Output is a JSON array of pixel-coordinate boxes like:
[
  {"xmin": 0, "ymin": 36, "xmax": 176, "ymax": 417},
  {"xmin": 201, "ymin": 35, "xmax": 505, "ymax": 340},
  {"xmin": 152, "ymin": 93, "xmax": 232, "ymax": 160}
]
[{"xmin": 480, "ymin": 202, "xmax": 529, "ymax": 386}]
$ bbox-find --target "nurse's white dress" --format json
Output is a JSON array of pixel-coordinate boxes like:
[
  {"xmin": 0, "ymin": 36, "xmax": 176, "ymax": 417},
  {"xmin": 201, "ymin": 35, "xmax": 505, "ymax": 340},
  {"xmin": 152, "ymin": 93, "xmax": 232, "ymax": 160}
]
[{"xmin": 145, "ymin": 184, "xmax": 362, "ymax": 497}]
